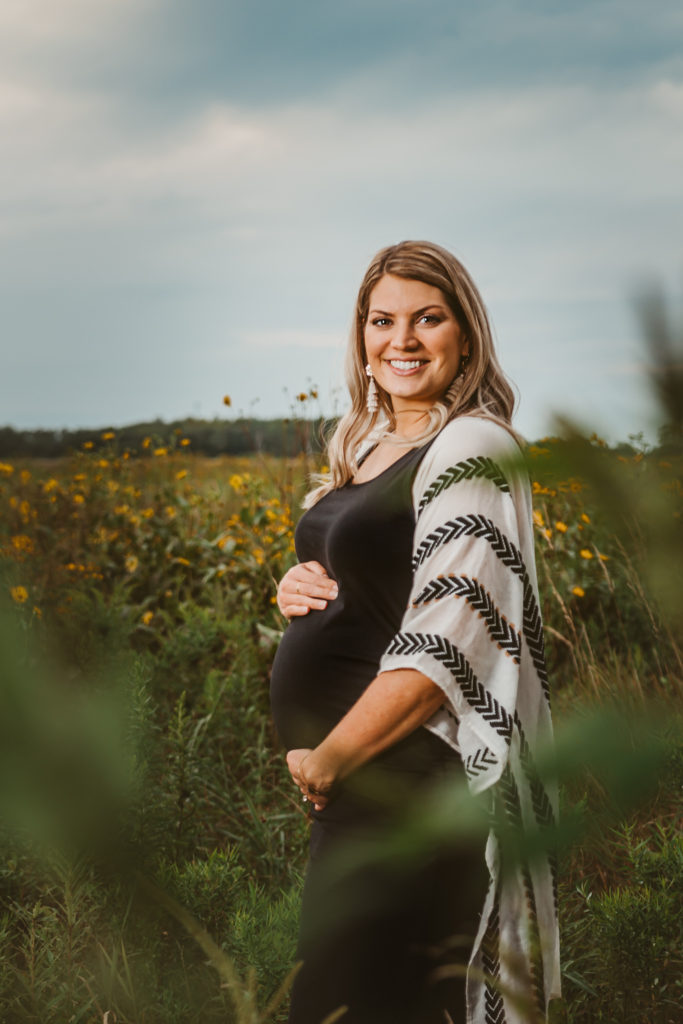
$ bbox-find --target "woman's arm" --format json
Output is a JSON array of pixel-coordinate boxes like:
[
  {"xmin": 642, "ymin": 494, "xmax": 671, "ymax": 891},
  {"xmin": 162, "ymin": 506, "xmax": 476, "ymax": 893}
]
[{"xmin": 287, "ymin": 669, "xmax": 445, "ymax": 810}]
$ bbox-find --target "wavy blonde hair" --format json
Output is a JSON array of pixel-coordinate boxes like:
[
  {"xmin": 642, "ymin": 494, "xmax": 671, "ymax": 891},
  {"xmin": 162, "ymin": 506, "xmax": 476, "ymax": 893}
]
[{"xmin": 305, "ymin": 240, "xmax": 516, "ymax": 507}]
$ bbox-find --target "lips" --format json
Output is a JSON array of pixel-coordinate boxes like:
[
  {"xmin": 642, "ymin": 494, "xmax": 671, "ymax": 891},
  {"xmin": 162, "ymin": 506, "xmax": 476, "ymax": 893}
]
[{"xmin": 387, "ymin": 359, "xmax": 428, "ymax": 373}]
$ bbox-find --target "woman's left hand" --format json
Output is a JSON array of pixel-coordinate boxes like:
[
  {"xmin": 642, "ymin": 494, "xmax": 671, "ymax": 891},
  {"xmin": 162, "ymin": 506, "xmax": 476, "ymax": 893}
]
[{"xmin": 287, "ymin": 748, "xmax": 335, "ymax": 811}]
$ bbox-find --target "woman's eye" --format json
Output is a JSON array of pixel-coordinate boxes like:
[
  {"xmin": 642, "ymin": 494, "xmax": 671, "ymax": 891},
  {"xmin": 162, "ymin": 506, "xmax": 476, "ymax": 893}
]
[
  {"xmin": 418, "ymin": 314, "xmax": 441, "ymax": 325},
  {"xmin": 371, "ymin": 317, "xmax": 391, "ymax": 327}
]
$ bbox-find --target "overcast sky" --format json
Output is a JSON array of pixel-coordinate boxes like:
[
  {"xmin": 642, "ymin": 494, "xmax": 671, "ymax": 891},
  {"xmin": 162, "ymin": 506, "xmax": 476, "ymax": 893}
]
[{"xmin": 2, "ymin": 0, "xmax": 682, "ymax": 440}]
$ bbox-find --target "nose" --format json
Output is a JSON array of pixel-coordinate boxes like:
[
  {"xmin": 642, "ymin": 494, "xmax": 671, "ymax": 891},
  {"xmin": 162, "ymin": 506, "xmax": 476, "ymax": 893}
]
[{"xmin": 392, "ymin": 318, "xmax": 419, "ymax": 350}]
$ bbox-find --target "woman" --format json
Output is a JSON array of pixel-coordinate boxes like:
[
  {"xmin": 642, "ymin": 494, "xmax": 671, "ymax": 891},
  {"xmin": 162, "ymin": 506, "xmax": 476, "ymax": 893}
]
[{"xmin": 270, "ymin": 241, "xmax": 560, "ymax": 1024}]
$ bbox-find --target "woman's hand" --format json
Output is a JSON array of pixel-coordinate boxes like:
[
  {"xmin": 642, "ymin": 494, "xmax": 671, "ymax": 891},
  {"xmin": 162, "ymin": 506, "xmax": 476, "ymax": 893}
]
[
  {"xmin": 286, "ymin": 748, "xmax": 336, "ymax": 811},
  {"xmin": 277, "ymin": 561, "xmax": 338, "ymax": 620}
]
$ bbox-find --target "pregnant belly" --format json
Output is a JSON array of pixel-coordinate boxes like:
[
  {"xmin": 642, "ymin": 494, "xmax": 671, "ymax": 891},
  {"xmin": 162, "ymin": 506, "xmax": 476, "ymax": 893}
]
[{"xmin": 269, "ymin": 616, "xmax": 379, "ymax": 751}]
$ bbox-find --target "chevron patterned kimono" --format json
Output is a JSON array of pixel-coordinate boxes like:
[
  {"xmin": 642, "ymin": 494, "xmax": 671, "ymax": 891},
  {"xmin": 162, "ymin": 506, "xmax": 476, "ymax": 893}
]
[{"xmin": 378, "ymin": 416, "xmax": 561, "ymax": 1024}]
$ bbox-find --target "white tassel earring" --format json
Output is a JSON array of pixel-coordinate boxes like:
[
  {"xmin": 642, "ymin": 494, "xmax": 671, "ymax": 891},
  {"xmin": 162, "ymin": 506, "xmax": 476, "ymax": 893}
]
[
  {"xmin": 366, "ymin": 363, "xmax": 379, "ymax": 414},
  {"xmin": 444, "ymin": 351, "xmax": 470, "ymax": 405}
]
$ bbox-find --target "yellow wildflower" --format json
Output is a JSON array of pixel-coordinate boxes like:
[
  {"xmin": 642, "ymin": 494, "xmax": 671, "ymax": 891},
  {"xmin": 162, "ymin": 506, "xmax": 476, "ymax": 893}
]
[
  {"xmin": 114, "ymin": 504, "xmax": 130, "ymax": 515},
  {"xmin": 73, "ymin": 473, "xmax": 86, "ymax": 482},
  {"xmin": 581, "ymin": 513, "xmax": 590, "ymax": 524},
  {"xmin": 175, "ymin": 557, "xmax": 191, "ymax": 566},
  {"xmin": 142, "ymin": 507, "xmax": 154, "ymax": 518},
  {"xmin": 555, "ymin": 521, "xmax": 568, "ymax": 533},
  {"xmin": 229, "ymin": 474, "xmax": 244, "ymax": 491},
  {"xmin": 73, "ymin": 494, "xmax": 85, "ymax": 505},
  {"xmin": 129, "ymin": 515, "xmax": 140, "ymax": 526},
  {"xmin": 141, "ymin": 610, "xmax": 154, "ymax": 626},
  {"xmin": 0, "ymin": 463, "xmax": 14, "ymax": 475},
  {"xmin": 180, "ymin": 438, "xmax": 191, "ymax": 446},
  {"xmin": 296, "ymin": 392, "xmax": 308, "ymax": 402},
  {"xmin": 543, "ymin": 528, "xmax": 552, "ymax": 540},
  {"xmin": 43, "ymin": 478, "xmax": 59, "ymax": 493},
  {"xmin": 223, "ymin": 395, "xmax": 232, "ymax": 406},
  {"xmin": 125, "ymin": 555, "xmax": 139, "ymax": 573},
  {"xmin": 20, "ymin": 500, "xmax": 32, "ymax": 521},
  {"xmin": 165, "ymin": 506, "xmax": 176, "ymax": 519},
  {"xmin": 153, "ymin": 447, "xmax": 168, "ymax": 457},
  {"xmin": 175, "ymin": 469, "xmax": 187, "ymax": 480},
  {"xmin": 598, "ymin": 553, "xmax": 609, "ymax": 561},
  {"xmin": 33, "ymin": 605, "xmax": 42, "ymax": 618},
  {"xmin": 101, "ymin": 431, "xmax": 115, "ymax": 441},
  {"xmin": 83, "ymin": 441, "xmax": 94, "ymax": 449},
  {"xmin": 572, "ymin": 586, "xmax": 585, "ymax": 597},
  {"xmin": 532, "ymin": 510, "xmax": 545, "ymax": 528},
  {"xmin": 107, "ymin": 480, "xmax": 119, "ymax": 493},
  {"xmin": 98, "ymin": 459, "xmax": 109, "ymax": 468},
  {"xmin": 142, "ymin": 437, "xmax": 151, "ymax": 449},
  {"xmin": 579, "ymin": 549, "xmax": 593, "ymax": 560},
  {"xmin": 11, "ymin": 535, "xmax": 34, "ymax": 553},
  {"xmin": 20, "ymin": 469, "xmax": 31, "ymax": 484},
  {"xmin": 11, "ymin": 586, "xmax": 29, "ymax": 604}
]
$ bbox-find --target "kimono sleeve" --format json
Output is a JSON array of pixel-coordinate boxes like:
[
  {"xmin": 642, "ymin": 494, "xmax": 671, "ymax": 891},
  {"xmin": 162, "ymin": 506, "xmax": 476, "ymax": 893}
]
[{"xmin": 378, "ymin": 416, "xmax": 536, "ymax": 795}]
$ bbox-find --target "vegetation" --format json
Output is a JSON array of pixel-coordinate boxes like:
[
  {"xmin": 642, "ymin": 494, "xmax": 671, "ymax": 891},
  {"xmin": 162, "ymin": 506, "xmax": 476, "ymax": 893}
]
[{"xmin": 1, "ymin": 357, "xmax": 681, "ymax": 1021}]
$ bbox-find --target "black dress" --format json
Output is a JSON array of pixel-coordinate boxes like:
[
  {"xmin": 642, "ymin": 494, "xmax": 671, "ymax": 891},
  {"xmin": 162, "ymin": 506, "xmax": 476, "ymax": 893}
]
[{"xmin": 270, "ymin": 445, "xmax": 487, "ymax": 1024}]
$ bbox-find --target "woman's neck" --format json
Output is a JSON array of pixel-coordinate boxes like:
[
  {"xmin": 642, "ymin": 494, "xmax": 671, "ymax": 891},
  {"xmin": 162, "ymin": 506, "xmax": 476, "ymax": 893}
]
[{"xmin": 391, "ymin": 407, "xmax": 432, "ymax": 440}]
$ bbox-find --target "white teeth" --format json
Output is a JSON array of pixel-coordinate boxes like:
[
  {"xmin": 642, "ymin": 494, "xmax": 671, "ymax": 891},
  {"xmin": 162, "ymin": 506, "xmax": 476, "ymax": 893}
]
[{"xmin": 389, "ymin": 360, "xmax": 424, "ymax": 370}]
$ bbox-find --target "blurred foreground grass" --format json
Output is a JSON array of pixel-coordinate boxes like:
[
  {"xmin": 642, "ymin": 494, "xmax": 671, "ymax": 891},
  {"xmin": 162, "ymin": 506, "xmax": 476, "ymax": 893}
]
[{"xmin": 1, "ymin": 312, "xmax": 682, "ymax": 1022}]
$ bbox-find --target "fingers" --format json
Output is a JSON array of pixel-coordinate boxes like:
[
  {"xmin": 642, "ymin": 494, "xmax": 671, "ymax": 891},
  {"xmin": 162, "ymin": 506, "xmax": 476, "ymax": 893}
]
[
  {"xmin": 286, "ymin": 748, "xmax": 329, "ymax": 810},
  {"xmin": 277, "ymin": 561, "xmax": 339, "ymax": 619}
]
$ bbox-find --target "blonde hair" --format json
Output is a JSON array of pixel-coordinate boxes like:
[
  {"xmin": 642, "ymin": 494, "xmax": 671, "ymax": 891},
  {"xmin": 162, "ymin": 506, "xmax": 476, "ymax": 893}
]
[{"xmin": 305, "ymin": 240, "xmax": 516, "ymax": 507}]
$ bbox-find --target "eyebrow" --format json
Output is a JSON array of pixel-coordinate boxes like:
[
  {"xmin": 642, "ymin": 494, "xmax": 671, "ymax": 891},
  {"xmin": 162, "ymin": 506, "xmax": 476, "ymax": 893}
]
[{"xmin": 368, "ymin": 304, "xmax": 448, "ymax": 317}]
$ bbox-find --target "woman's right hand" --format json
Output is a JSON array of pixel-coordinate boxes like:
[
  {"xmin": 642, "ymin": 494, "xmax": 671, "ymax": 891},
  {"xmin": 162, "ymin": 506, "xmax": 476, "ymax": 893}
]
[{"xmin": 277, "ymin": 561, "xmax": 339, "ymax": 619}]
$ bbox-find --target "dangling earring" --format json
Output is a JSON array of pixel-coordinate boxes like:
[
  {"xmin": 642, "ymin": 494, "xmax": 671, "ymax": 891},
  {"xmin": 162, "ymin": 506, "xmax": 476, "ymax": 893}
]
[
  {"xmin": 444, "ymin": 351, "xmax": 470, "ymax": 405},
  {"xmin": 366, "ymin": 363, "xmax": 379, "ymax": 414}
]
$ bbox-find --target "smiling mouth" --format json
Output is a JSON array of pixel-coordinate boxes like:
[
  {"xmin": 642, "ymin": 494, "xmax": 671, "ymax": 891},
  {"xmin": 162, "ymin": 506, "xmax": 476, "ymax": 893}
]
[{"xmin": 387, "ymin": 359, "xmax": 428, "ymax": 372}]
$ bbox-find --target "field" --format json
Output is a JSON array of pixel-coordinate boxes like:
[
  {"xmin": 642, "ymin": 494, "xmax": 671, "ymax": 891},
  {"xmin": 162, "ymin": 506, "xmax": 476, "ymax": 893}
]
[{"xmin": 0, "ymin": 429, "xmax": 681, "ymax": 1023}]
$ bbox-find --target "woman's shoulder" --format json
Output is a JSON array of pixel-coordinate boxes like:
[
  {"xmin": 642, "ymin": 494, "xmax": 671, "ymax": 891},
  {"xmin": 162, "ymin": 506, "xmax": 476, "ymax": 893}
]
[{"xmin": 426, "ymin": 414, "xmax": 522, "ymax": 466}]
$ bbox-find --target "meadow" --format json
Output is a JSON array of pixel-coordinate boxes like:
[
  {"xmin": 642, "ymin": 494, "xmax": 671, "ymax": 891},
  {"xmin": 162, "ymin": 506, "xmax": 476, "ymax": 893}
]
[{"xmin": 0, "ymin": 422, "xmax": 681, "ymax": 1024}]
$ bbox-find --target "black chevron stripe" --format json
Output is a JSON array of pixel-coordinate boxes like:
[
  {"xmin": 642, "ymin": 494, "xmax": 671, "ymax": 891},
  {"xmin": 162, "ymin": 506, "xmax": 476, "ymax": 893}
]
[
  {"xmin": 411, "ymin": 514, "xmax": 551, "ymax": 705},
  {"xmin": 482, "ymin": 891, "xmax": 506, "ymax": 1024},
  {"xmin": 521, "ymin": 579, "xmax": 551, "ymax": 703},
  {"xmin": 413, "ymin": 574, "xmax": 522, "ymax": 662},
  {"xmin": 386, "ymin": 632, "xmax": 514, "ymax": 740},
  {"xmin": 417, "ymin": 456, "xmax": 510, "ymax": 517},
  {"xmin": 496, "ymin": 768, "xmax": 546, "ymax": 1014},
  {"xmin": 522, "ymin": 864, "xmax": 547, "ymax": 1019},
  {"xmin": 412, "ymin": 514, "xmax": 522, "ymax": 572},
  {"xmin": 513, "ymin": 712, "xmax": 559, "ymax": 912},
  {"xmin": 464, "ymin": 746, "xmax": 498, "ymax": 777}
]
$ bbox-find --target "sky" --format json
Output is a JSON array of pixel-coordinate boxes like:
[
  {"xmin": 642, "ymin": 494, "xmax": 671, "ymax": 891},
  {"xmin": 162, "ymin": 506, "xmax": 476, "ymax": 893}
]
[{"xmin": 2, "ymin": 0, "xmax": 682, "ymax": 441}]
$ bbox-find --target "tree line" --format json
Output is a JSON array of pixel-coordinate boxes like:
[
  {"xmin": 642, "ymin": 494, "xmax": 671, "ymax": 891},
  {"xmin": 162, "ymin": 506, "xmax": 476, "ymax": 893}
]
[{"xmin": 0, "ymin": 417, "xmax": 329, "ymax": 459}]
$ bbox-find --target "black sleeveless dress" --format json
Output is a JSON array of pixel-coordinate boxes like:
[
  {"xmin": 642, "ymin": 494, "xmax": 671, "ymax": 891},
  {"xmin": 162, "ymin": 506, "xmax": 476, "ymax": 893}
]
[{"xmin": 270, "ymin": 444, "xmax": 486, "ymax": 1024}]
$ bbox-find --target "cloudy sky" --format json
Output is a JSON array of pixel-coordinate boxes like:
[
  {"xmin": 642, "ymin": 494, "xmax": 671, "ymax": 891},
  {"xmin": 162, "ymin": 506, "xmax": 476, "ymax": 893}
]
[{"xmin": 2, "ymin": 0, "xmax": 682, "ymax": 440}]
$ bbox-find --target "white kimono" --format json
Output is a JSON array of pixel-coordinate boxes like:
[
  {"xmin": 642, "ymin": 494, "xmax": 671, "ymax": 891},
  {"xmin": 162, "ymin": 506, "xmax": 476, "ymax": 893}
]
[{"xmin": 378, "ymin": 416, "xmax": 561, "ymax": 1024}]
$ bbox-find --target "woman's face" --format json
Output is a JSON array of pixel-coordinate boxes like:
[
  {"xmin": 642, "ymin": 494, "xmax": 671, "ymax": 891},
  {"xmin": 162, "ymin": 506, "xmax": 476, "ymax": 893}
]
[{"xmin": 364, "ymin": 274, "xmax": 468, "ymax": 416}]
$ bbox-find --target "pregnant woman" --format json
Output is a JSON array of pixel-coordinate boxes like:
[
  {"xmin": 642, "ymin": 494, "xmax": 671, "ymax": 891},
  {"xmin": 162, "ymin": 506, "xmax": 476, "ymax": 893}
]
[{"xmin": 270, "ymin": 241, "xmax": 560, "ymax": 1024}]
